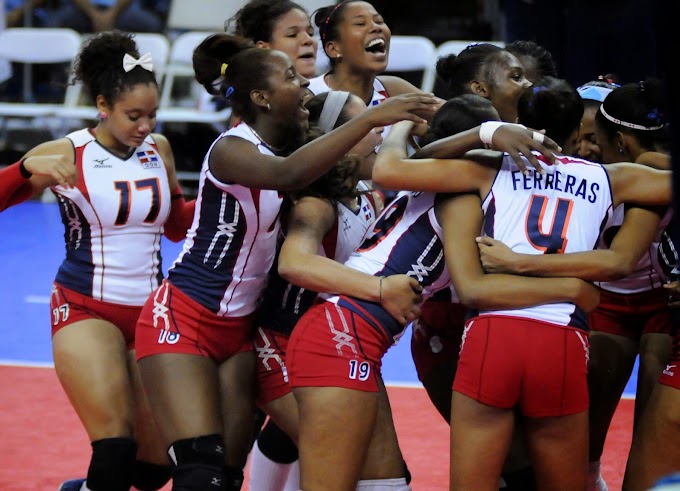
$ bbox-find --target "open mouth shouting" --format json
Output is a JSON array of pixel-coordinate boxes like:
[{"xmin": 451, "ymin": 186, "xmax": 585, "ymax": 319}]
[{"xmin": 365, "ymin": 38, "xmax": 387, "ymax": 60}]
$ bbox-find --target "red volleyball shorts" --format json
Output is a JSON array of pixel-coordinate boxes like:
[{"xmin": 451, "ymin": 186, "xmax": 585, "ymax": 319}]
[
  {"xmin": 411, "ymin": 300, "xmax": 467, "ymax": 381},
  {"xmin": 453, "ymin": 315, "xmax": 590, "ymax": 417},
  {"xmin": 287, "ymin": 301, "xmax": 392, "ymax": 392},
  {"xmin": 135, "ymin": 280, "xmax": 254, "ymax": 363},
  {"xmin": 50, "ymin": 282, "xmax": 141, "ymax": 349},
  {"xmin": 590, "ymin": 287, "xmax": 672, "ymax": 339},
  {"xmin": 659, "ymin": 328, "xmax": 680, "ymax": 389},
  {"xmin": 254, "ymin": 326, "xmax": 292, "ymax": 406}
]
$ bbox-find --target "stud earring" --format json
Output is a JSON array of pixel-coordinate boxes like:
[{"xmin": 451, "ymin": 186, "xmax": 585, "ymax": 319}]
[
  {"xmin": 100, "ymin": 112, "xmax": 107, "ymax": 119},
  {"xmin": 266, "ymin": 103, "xmax": 271, "ymax": 110},
  {"xmin": 619, "ymin": 148, "xmax": 624, "ymax": 154}
]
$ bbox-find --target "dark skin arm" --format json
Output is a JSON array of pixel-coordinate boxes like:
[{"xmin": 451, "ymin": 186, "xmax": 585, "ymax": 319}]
[
  {"xmin": 209, "ymin": 93, "xmax": 438, "ymax": 191},
  {"xmin": 438, "ymin": 193, "xmax": 600, "ymax": 313},
  {"xmin": 477, "ymin": 205, "xmax": 663, "ymax": 282},
  {"xmin": 278, "ymin": 196, "xmax": 422, "ymax": 325}
]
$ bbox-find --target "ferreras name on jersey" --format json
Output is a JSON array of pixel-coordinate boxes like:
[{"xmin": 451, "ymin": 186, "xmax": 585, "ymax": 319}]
[{"xmin": 510, "ymin": 167, "xmax": 602, "ymax": 204}]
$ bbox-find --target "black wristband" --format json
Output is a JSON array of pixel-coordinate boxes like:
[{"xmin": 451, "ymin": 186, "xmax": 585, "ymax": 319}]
[{"xmin": 19, "ymin": 159, "xmax": 32, "ymax": 179}]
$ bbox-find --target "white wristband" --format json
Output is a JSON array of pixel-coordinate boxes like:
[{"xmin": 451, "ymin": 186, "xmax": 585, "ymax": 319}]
[
  {"xmin": 479, "ymin": 121, "xmax": 527, "ymax": 145},
  {"xmin": 479, "ymin": 121, "xmax": 505, "ymax": 145}
]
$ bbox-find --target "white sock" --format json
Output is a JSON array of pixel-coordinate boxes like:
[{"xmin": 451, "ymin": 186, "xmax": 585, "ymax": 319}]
[
  {"xmin": 248, "ymin": 441, "xmax": 295, "ymax": 491},
  {"xmin": 282, "ymin": 460, "xmax": 300, "ymax": 491},
  {"xmin": 588, "ymin": 461, "xmax": 608, "ymax": 491},
  {"xmin": 356, "ymin": 477, "xmax": 411, "ymax": 490}
]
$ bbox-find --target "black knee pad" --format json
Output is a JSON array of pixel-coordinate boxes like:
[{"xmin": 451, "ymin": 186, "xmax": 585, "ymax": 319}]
[
  {"xmin": 169, "ymin": 434, "xmax": 226, "ymax": 491},
  {"xmin": 501, "ymin": 466, "xmax": 537, "ymax": 491},
  {"xmin": 256, "ymin": 419, "xmax": 298, "ymax": 464},
  {"xmin": 86, "ymin": 437, "xmax": 137, "ymax": 491},
  {"xmin": 224, "ymin": 465, "xmax": 244, "ymax": 491},
  {"xmin": 251, "ymin": 407, "xmax": 267, "ymax": 444},
  {"xmin": 132, "ymin": 461, "xmax": 172, "ymax": 491}
]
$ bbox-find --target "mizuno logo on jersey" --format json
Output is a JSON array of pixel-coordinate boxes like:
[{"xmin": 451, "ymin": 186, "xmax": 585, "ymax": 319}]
[{"xmin": 137, "ymin": 150, "xmax": 161, "ymax": 168}]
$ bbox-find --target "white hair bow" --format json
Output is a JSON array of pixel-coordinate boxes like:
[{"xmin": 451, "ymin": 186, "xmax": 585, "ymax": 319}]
[{"xmin": 123, "ymin": 52, "xmax": 153, "ymax": 73}]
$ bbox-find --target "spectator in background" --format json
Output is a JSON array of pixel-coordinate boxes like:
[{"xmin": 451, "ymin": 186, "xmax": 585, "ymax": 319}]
[
  {"xmin": 46, "ymin": 0, "xmax": 165, "ymax": 33},
  {"xmin": 5, "ymin": 0, "xmax": 49, "ymax": 27},
  {"xmin": 0, "ymin": 0, "xmax": 11, "ymax": 85}
]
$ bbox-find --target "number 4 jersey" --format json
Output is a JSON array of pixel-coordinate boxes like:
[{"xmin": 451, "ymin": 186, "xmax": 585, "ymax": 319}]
[
  {"xmin": 52, "ymin": 129, "xmax": 171, "ymax": 306},
  {"xmin": 480, "ymin": 153, "xmax": 613, "ymax": 329}
]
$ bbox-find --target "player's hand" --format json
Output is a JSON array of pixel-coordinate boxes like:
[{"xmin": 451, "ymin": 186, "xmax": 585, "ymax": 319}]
[
  {"xmin": 489, "ymin": 124, "xmax": 561, "ymax": 174},
  {"xmin": 476, "ymin": 236, "xmax": 518, "ymax": 274},
  {"xmin": 665, "ymin": 281, "xmax": 680, "ymax": 309},
  {"xmin": 570, "ymin": 279, "xmax": 600, "ymax": 313},
  {"xmin": 23, "ymin": 154, "xmax": 78, "ymax": 188},
  {"xmin": 363, "ymin": 93, "xmax": 439, "ymax": 127},
  {"xmin": 379, "ymin": 274, "xmax": 423, "ymax": 325}
]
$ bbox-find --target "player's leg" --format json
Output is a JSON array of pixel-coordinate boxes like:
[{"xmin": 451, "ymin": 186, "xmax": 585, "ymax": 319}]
[
  {"xmin": 53, "ymin": 318, "xmax": 137, "ymax": 491},
  {"xmin": 127, "ymin": 349, "xmax": 172, "ymax": 491}
]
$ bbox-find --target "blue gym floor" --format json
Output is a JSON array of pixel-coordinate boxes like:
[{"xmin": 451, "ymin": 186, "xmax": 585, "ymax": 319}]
[{"xmin": 0, "ymin": 201, "xmax": 639, "ymax": 396}]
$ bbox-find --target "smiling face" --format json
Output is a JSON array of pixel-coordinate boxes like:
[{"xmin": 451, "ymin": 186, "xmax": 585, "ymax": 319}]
[
  {"xmin": 326, "ymin": 1, "xmax": 391, "ymax": 74},
  {"xmin": 576, "ymin": 104, "xmax": 602, "ymax": 162},
  {"xmin": 484, "ymin": 52, "xmax": 532, "ymax": 123},
  {"xmin": 97, "ymin": 82, "xmax": 158, "ymax": 152},
  {"xmin": 267, "ymin": 8, "xmax": 318, "ymax": 79},
  {"xmin": 264, "ymin": 50, "xmax": 311, "ymax": 128}
]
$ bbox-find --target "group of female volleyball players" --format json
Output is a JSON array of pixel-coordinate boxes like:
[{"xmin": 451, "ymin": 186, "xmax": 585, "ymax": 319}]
[{"xmin": 0, "ymin": 1, "xmax": 675, "ymax": 490}]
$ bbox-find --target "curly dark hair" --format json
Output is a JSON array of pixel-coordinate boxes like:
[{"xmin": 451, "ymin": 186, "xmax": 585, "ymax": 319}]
[{"xmin": 72, "ymin": 30, "xmax": 158, "ymax": 105}]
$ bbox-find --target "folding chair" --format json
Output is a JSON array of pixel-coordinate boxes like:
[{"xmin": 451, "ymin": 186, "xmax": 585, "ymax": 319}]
[
  {"xmin": 157, "ymin": 30, "xmax": 231, "ymax": 124},
  {"xmin": 166, "ymin": 0, "xmax": 246, "ymax": 32},
  {"xmin": 384, "ymin": 35, "xmax": 438, "ymax": 93},
  {"xmin": 435, "ymin": 40, "xmax": 506, "ymax": 60},
  {"xmin": 0, "ymin": 28, "xmax": 81, "ymax": 118}
]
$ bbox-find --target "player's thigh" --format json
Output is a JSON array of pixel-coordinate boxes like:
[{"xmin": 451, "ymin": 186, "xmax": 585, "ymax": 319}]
[{"xmin": 53, "ymin": 318, "xmax": 135, "ymax": 439}]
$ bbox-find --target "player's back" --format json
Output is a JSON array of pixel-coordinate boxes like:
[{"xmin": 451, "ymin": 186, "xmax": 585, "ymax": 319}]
[{"xmin": 480, "ymin": 153, "xmax": 614, "ymax": 328}]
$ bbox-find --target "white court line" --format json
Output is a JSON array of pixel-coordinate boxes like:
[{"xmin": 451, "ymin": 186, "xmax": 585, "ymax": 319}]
[
  {"xmin": 0, "ymin": 360, "xmax": 641, "ymax": 398},
  {"xmin": 0, "ymin": 359, "xmax": 54, "ymax": 368},
  {"xmin": 24, "ymin": 295, "xmax": 50, "ymax": 304}
]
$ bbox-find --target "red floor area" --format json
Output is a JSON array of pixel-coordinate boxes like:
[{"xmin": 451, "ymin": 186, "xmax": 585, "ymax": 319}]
[{"xmin": 0, "ymin": 366, "xmax": 632, "ymax": 490}]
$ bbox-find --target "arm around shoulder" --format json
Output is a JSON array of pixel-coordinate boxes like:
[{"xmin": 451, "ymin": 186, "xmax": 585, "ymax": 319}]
[{"xmin": 607, "ymin": 162, "xmax": 672, "ymax": 208}]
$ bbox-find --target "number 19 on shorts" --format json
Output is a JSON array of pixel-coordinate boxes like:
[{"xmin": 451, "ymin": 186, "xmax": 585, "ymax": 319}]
[{"xmin": 349, "ymin": 359, "xmax": 370, "ymax": 381}]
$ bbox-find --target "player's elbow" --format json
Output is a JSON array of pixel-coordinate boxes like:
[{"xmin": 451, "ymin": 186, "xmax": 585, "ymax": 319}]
[
  {"xmin": 371, "ymin": 162, "xmax": 401, "ymax": 191},
  {"xmin": 456, "ymin": 286, "xmax": 488, "ymax": 309},
  {"xmin": 277, "ymin": 258, "xmax": 303, "ymax": 284},
  {"xmin": 602, "ymin": 258, "xmax": 637, "ymax": 281}
]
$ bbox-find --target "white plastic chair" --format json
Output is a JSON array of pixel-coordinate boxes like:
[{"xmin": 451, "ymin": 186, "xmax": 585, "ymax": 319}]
[
  {"xmin": 385, "ymin": 35, "xmax": 438, "ymax": 93},
  {"xmin": 157, "ymin": 31, "xmax": 231, "ymax": 124},
  {"xmin": 0, "ymin": 28, "xmax": 82, "ymax": 118},
  {"xmin": 435, "ymin": 40, "xmax": 506, "ymax": 60},
  {"xmin": 62, "ymin": 32, "xmax": 172, "ymax": 120},
  {"xmin": 166, "ymin": 0, "xmax": 246, "ymax": 32}
]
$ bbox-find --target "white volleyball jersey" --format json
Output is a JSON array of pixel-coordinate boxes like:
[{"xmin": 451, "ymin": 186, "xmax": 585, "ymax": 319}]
[
  {"xmin": 167, "ymin": 123, "xmax": 283, "ymax": 317},
  {"xmin": 53, "ymin": 128, "xmax": 171, "ymax": 306},
  {"xmin": 326, "ymin": 191, "xmax": 451, "ymax": 342},
  {"xmin": 596, "ymin": 205, "xmax": 675, "ymax": 293},
  {"xmin": 477, "ymin": 153, "xmax": 613, "ymax": 330},
  {"xmin": 307, "ymin": 74, "xmax": 389, "ymax": 107},
  {"xmin": 258, "ymin": 182, "xmax": 379, "ymax": 335}
]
